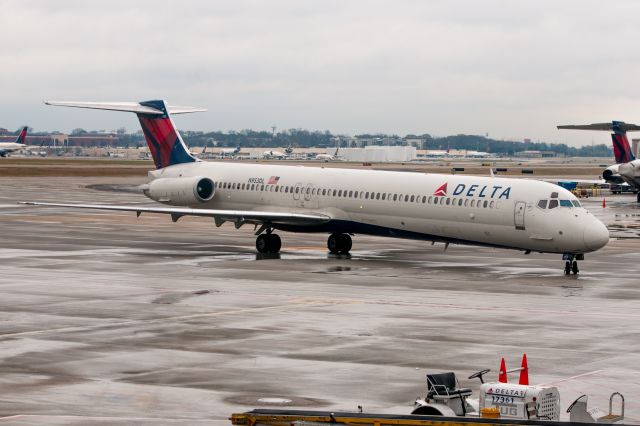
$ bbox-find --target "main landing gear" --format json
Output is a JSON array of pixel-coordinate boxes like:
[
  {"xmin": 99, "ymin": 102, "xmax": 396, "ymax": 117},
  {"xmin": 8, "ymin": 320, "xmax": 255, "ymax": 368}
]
[
  {"xmin": 637, "ymin": 192, "xmax": 640, "ymax": 203},
  {"xmin": 327, "ymin": 233, "xmax": 352, "ymax": 255},
  {"xmin": 563, "ymin": 253, "xmax": 583, "ymax": 275},
  {"xmin": 256, "ymin": 231, "xmax": 281, "ymax": 254}
]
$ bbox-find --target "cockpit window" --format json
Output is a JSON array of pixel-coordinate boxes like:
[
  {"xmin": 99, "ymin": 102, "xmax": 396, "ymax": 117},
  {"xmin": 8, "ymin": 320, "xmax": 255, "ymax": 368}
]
[
  {"xmin": 537, "ymin": 200, "xmax": 548, "ymax": 209},
  {"xmin": 571, "ymin": 200, "xmax": 581, "ymax": 207},
  {"xmin": 551, "ymin": 192, "xmax": 558, "ymax": 198},
  {"xmin": 548, "ymin": 199, "xmax": 559, "ymax": 209},
  {"xmin": 560, "ymin": 200, "xmax": 573, "ymax": 208}
]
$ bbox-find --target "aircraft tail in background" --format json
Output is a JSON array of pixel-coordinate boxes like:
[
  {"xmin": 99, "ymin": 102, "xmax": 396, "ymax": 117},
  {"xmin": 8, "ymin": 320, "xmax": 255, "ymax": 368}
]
[
  {"xmin": 557, "ymin": 121, "xmax": 639, "ymax": 163},
  {"xmin": 15, "ymin": 126, "xmax": 28, "ymax": 144}
]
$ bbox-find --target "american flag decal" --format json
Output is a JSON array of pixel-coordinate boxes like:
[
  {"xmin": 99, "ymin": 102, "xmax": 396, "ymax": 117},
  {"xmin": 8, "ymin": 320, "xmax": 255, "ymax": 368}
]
[{"xmin": 267, "ymin": 176, "xmax": 280, "ymax": 185}]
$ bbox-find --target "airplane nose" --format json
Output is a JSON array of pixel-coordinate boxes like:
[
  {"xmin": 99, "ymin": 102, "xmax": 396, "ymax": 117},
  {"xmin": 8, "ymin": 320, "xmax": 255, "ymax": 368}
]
[{"xmin": 583, "ymin": 219, "xmax": 609, "ymax": 251}]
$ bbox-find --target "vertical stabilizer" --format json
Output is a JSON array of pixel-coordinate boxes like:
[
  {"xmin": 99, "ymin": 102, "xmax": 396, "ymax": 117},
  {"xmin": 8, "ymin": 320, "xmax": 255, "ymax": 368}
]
[
  {"xmin": 136, "ymin": 100, "xmax": 197, "ymax": 169},
  {"xmin": 44, "ymin": 100, "xmax": 206, "ymax": 169},
  {"xmin": 15, "ymin": 126, "xmax": 28, "ymax": 144},
  {"xmin": 611, "ymin": 121, "xmax": 636, "ymax": 164}
]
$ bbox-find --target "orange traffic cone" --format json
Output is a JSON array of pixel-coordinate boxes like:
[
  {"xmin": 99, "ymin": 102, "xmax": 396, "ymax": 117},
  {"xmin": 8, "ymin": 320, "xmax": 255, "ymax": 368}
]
[
  {"xmin": 499, "ymin": 357, "xmax": 508, "ymax": 383},
  {"xmin": 602, "ymin": 197, "xmax": 606, "ymax": 208},
  {"xmin": 519, "ymin": 354, "xmax": 529, "ymax": 385}
]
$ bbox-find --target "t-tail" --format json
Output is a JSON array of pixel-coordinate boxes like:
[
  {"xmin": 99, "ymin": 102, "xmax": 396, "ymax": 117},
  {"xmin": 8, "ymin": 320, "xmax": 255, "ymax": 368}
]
[
  {"xmin": 44, "ymin": 100, "xmax": 206, "ymax": 169},
  {"xmin": 15, "ymin": 126, "xmax": 28, "ymax": 144},
  {"xmin": 610, "ymin": 121, "xmax": 636, "ymax": 163},
  {"xmin": 558, "ymin": 120, "xmax": 639, "ymax": 164}
]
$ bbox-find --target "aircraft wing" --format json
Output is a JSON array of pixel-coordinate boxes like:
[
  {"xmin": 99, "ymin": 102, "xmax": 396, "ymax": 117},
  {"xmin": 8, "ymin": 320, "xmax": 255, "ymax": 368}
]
[
  {"xmin": 543, "ymin": 178, "xmax": 606, "ymax": 185},
  {"xmin": 19, "ymin": 202, "xmax": 331, "ymax": 227}
]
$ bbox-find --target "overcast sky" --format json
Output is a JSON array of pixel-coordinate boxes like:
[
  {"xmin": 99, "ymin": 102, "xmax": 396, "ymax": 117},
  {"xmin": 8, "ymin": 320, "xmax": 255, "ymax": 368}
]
[{"xmin": 2, "ymin": 0, "xmax": 640, "ymax": 146}]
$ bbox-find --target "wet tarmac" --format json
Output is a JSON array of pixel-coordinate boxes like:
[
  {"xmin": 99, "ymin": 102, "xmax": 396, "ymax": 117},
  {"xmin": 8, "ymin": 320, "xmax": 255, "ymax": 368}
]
[{"xmin": 0, "ymin": 177, "xmax": 639, "ymax": 425}]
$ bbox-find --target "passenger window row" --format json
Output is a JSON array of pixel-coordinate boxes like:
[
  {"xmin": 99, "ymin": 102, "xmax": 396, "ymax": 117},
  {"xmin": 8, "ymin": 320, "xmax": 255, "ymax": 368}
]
[{"xmin": 217, "ymin": 181, "xmax": 499, "ymax": 209}]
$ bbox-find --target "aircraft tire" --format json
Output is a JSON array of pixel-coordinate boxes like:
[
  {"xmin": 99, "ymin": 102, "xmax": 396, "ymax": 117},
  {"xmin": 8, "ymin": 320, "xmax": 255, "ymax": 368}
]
[
  {"xmin": 327, "ymin": 233, "xmax": 341, "ymax": 254},
  {"xmin": 328, "ymin": 233, "xmax": 352, "ymax": 254},
  {"xmin": 564, "ymin": 262, "xmax": 571, "ymax": 275},
  {"xmin": 267, "ymin": 234, "xmax": 281, "ymax": 253},
  {"xmin": 339, "ymin": 234, "xmax": 352, "ymax": 254},
  {"xmin": 572, "ymin": 261, "xmax": 579, "ymax": 274},
  {"xmin": 256, "ymin": 234, "xmax": 269, "ymax": 253}
]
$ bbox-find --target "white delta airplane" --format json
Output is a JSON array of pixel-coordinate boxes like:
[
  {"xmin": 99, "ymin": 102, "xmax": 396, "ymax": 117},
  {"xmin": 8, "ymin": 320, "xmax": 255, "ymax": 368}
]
[
  {"xmin": 0, "ymin": 126, "xmax": 28, "ymax": 157},
  {"xmin": 315, "ymin": 145, "xmax": 341, "ymax": 161},
  {"xmin": 23, "ymin": 100, "xmax": 609, "ymax": 275}
]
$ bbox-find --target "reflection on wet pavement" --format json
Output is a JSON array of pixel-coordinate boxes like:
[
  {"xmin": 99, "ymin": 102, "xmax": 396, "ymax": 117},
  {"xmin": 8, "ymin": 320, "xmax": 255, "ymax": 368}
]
[{"xmin": 0, "ymin": 178, "xmax": 639, "ymax": 424}]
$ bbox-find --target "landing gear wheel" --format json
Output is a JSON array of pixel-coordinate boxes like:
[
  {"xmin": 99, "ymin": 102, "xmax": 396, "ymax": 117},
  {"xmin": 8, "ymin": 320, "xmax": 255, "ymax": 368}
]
[
  {"xmin": 256, "ymin": 234, "xmax": 282, "ymax": 254},
  {"xmin": 256, "ymin": 234, "xmax": 270, "ymax": 253},
  {"xmin": 572, "ymin": 260, "xmax": 579, "ymax": 275},
  {"xmin": 339, "ymin": 234, "xmax": 352, "ymax": 253},
  {"xmin": 327, "ymin": 233, "xmax": 352, "ymax": 254},
  {"xmin": 564, "ymin": 262, "xmax": 571, "ymax": 275},
  {"xmin": 267, "ymin": 233, "xmax": 281, "ymax": 253},
  {"xmin": 637, "ymin": 192, "xmax": 640, "ymax": 203},
  {"xmin": 327, "ymin": 233, "xmax": 341, "ymax": 254}
]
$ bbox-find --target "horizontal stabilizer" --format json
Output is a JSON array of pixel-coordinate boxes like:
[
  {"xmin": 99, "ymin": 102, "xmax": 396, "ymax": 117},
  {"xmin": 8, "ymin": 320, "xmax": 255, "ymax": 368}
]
[
  {"xmin": 44, "ymin": 101, "xmax": 207, "ymax": 115},
  {"xmin": 557, "ymin": 122, "xmax": 640, "ymax": 132}
]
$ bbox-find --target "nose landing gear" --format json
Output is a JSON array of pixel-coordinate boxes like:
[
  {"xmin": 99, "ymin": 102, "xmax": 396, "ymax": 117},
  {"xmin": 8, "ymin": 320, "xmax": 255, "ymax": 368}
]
[{"xmin": 563, "ymin": 253, "xmax": 583, "ymax": 275}]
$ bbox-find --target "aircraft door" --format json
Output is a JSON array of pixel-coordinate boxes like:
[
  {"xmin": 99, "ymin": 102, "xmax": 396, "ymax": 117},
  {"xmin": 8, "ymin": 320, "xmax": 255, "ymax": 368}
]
[
  {"xmin": 292, "ymin": 183, "xmax": 303, "ymax": 201},
  {"xmin": 514, "ymin": 201, "xmax": 526, "ymax": 230},
  {"xmin": 303, "ymin": 183, "xmax": 319, "ymax": 208}
]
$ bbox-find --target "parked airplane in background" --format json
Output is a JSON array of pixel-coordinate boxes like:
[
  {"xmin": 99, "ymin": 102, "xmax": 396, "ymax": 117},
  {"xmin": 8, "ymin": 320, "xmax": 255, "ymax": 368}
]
[
  {"xmin": 262, "ymin": 144, "xmax": 293, "ymax": 160},
  {"xmin": 220, "ymin": 145, "xmax": 241, "ymax": 157},
  {"xmin": 315, "ymin": 145, "xmax": 341, "ymax": 161},
  {"xmin": 558, "ymin": 121, "xmax": 640, "ymax": 202},
  {"xmin": 0, "ymin": 126, "xmax": 28, "ymax": 157},
  {"xmin": 23, "ymin": 100, "xmax": 609, "ymax": 274}
]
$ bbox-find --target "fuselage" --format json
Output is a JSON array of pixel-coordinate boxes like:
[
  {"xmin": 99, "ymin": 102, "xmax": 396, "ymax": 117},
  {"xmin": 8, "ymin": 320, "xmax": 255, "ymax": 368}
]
[
  {"xmin": 616, "ymin": 160, "xmax": 640, "ymax": 188},
  {"xmin": 0, "ymin": 142, "xmax": 26, "ymax": 152},
  {"xmin": 149, "ymin": 161, "xmax": 609, "ymax": 254}
]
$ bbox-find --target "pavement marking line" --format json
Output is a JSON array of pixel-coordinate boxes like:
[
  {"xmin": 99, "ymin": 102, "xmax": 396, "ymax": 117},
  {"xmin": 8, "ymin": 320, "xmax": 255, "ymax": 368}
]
[
  {"xmin": 0, "ymin": 298, "xmax": 354, "ymax": 340},
  {"xmin": 540, "ymin": 369, "xmax": 605, "ymax": 386}
]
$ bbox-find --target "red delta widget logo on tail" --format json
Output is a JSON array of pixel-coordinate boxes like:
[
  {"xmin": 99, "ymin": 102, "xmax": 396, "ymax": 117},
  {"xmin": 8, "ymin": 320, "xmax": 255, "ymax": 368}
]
[{"xmin": 434, "ymin": 182, "xmax": 511, "ymax": 199}]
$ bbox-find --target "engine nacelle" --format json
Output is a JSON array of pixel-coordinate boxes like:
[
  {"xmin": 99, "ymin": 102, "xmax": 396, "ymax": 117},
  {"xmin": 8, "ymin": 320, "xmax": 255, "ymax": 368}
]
[
  {"xmin": 144, "ymin": 176, "xmax": 215, "ymax": 205},
  {"xmin": 603, "ymin": 164, "xmax": 623, "ymax": 183}
]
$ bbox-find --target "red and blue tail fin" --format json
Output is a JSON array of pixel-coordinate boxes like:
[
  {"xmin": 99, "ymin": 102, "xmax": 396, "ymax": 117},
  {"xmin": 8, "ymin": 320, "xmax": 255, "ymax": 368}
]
[
  {"xmin": 558, "ymin": 121, "xmax": 639, "ymax": 164},
  {"xmin": 611, "ymin": 121, "xmax": 636, "ymax": 164},
  {"xmin": 15, "ymin": 126, "xmax": 28, "ymax": 144},
  {"xmin": 136, "ymin": 100, "xmax": 197, "ymax": 169},
  {"xmin": 44, "ymin": 100, "xmax": 206, "ymax": 169}
]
